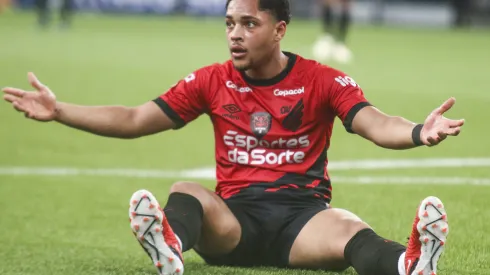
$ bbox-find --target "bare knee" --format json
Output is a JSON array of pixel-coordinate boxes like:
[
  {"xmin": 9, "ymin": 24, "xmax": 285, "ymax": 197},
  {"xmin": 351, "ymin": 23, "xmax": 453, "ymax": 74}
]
[
  {"xmin": 170, "ymin": 181, "xmax": 203, "ymax": 195},
  {"xmin": 169, "ymin": 183, "xmax": 241, "ymax": 254},
  {"xmin": 332, "ymin": 208, "xmax": 371, "ymax": 241},
  {"xmin": 324, "ymin": 208, "xmax": 372, "ymax": 263},
  {"xmin": 326, "ymin": 209, "xmax": 371, "ymax": 270},
  {"xmin": 288, "ymin": 208, "xmax": 371, "ymax": 271}
]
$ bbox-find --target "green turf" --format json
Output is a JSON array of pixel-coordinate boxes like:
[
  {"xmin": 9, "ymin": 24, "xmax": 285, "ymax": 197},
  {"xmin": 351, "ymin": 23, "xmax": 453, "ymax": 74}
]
[{"xmin": 1, "ymin": 11, "xmax": 490, "ymax": 275}]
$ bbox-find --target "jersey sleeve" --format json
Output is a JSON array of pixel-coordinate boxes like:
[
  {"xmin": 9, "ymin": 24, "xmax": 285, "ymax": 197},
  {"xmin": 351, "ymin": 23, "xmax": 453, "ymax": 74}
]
[
  {"xmin": 152, "ymin": 68, "xmax": 210, "ymax": 129},
  {"xmin": 322, "ymin": 69, "xmax": 372, "ymax": 133}
]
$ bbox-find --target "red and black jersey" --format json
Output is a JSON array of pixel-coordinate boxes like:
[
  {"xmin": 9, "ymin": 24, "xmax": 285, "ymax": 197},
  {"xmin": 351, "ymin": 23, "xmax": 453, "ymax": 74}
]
[{"xmin": 154, "ymin": 52, "xmax": 370, "ymax": 202}]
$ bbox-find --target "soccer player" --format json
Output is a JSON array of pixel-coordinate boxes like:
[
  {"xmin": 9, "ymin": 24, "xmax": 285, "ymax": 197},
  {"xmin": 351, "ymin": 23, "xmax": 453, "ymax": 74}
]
[
  {"xmin": 35, "ymin": 0, "xmax": 73, "ymax": 28},
  {"xmin": 451, "ymin": 0, "xmax": 472, "ymax": 28},
  {"xmin": 312, "ymin": 0, "xmax": 353, "ymax": 63},
  {"xmin": 3, "ymin": 0, "xmax": 464, "ymax": 275}
]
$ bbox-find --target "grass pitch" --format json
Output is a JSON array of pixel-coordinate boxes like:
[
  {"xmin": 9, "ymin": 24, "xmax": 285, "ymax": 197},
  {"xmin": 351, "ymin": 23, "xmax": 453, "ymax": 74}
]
[{"xmin": 0, "ymin": 11, "xmax": 489, "ymax": 275}]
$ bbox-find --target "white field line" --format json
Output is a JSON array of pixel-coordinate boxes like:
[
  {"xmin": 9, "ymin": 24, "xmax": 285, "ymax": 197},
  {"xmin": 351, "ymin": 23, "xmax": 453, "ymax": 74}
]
[
  {"xmin": 333, "ymin": 176, "xmax": 490, "ymax": 185},
  {"xmin": 0, "ymin": 158, "xmax": 489, "ymax": 185},
  {"xmin": 0, "ymin": 165, "xmax": 489, "ymax": 185},
  {"xmin": 327, "ymin": 158, "xmax": 490, "ymax": 170}
]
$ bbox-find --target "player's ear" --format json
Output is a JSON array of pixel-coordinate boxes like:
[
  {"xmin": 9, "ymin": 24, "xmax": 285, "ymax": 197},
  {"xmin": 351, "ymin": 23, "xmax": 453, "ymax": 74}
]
[{"xmin": 274, "ymin": 21, "xmax": 287, "ymax": 42}]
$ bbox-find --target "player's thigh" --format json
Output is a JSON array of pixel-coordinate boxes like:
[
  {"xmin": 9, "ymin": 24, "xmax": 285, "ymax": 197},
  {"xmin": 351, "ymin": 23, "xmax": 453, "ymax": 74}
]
[
  {"xmin": 169, "ymin": 182, "xmax": 241, "ymax": 255},
  {"xmin": 289, "ymin": 208, "xmax": 370, "ymax": 271}
]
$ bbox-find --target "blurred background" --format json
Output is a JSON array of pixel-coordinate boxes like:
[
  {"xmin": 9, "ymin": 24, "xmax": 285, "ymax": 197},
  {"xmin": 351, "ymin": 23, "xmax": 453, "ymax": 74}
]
[
  {"xmin": 0, "ymin": 1, "xmax": 489, "ymax": 275},
  {"xmin": 3, "ymin": 0, "xmax": 490, "ymax": 28}
]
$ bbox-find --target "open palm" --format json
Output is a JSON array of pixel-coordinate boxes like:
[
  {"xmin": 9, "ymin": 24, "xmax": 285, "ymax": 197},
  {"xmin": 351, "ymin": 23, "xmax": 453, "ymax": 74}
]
[
  {"xmin": 420, "ymin": 97, "xmax": 465, "ymax": 146},
  {"xmin": 2, "ymin": 72, "xmax": 57, "ymax": 121}
]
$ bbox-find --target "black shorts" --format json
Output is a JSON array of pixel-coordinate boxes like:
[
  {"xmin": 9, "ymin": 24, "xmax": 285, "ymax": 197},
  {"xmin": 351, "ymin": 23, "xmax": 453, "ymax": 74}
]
[{"xmin": 195, "ymin": 187, "xmax": 329, "ymax": 268}]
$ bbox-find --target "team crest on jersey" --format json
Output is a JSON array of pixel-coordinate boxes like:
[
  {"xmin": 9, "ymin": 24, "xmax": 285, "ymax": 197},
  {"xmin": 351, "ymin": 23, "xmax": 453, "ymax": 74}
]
[{"xmin": 250, "ymin": 112, "xmax": 272, "ymax": 139}]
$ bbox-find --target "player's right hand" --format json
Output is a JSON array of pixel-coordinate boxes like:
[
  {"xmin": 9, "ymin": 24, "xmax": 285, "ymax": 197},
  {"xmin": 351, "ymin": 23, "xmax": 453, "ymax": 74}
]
[{"xmin": 2, "ymin": 72, "xmax": 57, "ymax": 122}]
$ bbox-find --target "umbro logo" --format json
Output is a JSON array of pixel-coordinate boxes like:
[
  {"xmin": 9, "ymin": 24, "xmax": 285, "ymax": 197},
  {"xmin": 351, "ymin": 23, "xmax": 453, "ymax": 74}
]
[
  {"xmin": 223, "ymin": 104, "xmax": 241, "ymax": 113},
  {"xmin": 222, "ymin": 104, "xmax": 241, "ymax": 120}
]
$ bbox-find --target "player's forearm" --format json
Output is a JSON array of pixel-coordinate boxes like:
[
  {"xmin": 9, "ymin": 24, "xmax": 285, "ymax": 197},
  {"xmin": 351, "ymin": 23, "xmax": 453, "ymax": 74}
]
[
  {"xmin": 54, "ymin": 102, "xmax": 140, "ymax": 139},
  {"xmin": 369, "ymin": 116, "xmax": 422, "ymax": 150}
]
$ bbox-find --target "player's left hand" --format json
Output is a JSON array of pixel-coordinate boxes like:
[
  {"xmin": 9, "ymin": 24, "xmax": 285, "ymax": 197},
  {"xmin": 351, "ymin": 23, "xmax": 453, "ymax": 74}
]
[{"xmin": 420, "ymin": 97, "xmax": 465, "ymax": 146}]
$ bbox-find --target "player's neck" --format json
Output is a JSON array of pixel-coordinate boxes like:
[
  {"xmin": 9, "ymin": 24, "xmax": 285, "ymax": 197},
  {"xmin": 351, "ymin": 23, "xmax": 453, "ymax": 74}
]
[{"xmin": 245, "ymin": 51, "xmax": 289, "ymax": 81}]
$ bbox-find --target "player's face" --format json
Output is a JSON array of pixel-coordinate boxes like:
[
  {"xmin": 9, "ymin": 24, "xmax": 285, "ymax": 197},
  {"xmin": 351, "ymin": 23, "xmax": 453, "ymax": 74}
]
[{"xmin": 225, "ymin": 0, "xmax": 286, "ymax": 71}]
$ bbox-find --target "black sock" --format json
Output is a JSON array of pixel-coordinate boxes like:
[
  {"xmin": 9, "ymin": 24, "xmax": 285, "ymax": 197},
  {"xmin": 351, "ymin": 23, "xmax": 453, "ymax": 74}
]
[
  {"xmin": 322, "ymin": 4, "xmax": 333, "ymax": 35},
  {"xmin": 164, "ymin": 192, "xmax": 204, "ymax": 252},
  {"xmin": 339, "ymin": 8, "xmax": 351, "ymax": 43},
  {"xmin": 344, "ymin": 228, "xmax": 406, "ymax": 275}
]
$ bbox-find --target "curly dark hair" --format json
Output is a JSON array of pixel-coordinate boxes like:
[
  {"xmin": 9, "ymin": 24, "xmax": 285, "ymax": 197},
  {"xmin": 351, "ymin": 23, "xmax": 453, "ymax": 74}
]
[{"xmin": 225, "ymin": 0, "xmax": 291, "ymax": 24}]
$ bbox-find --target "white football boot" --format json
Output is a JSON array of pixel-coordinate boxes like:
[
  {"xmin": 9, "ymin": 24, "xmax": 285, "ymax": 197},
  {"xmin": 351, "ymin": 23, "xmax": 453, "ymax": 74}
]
[
  {"xmin": 405, "ymin": 196, "xmax": 449, "ymax": 275},
  {"xmin": 129, "ymin": 190, "xmax": 184, "ymax": 275}
]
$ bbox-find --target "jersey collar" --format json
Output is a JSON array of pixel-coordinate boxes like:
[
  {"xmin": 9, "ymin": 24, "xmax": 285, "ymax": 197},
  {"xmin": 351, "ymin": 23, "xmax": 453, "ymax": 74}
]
[{"xmin": 240, "ymin": 51, "xmax": 297, "ymax": 87}]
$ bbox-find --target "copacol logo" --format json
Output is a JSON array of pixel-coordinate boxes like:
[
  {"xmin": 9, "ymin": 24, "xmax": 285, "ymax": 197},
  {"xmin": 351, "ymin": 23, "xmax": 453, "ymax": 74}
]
[
  {"xmin": 273, "ymin": 87, "xmax": 305, "ymax": 97},
  {"xmin": 250, "ymin": 112, "xmax": 272, "ymax": 139},
  {"xmin": 226, "ymin": 81, "xmax": 252, "ymax": 93}
]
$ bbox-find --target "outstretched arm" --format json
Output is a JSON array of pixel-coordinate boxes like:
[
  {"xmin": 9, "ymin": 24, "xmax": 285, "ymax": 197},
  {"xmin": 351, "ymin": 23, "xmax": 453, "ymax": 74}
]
[
  {"xmin": 351, "ymin": 97, "xmax": 465, "ymax": 149},
  {"xmin": 53, "ymin": 101, "xmax": 175, "ymax": 139},
  {"xmin": 3, "ymin": 72, "xmax": 176, "ymax": 139}
]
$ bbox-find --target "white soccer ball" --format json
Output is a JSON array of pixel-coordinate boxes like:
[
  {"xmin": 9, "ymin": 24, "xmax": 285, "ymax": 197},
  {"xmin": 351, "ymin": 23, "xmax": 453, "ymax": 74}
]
[{"xmin": 312, "ymin": 35, "xmax": 335, "ymax": 62}]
